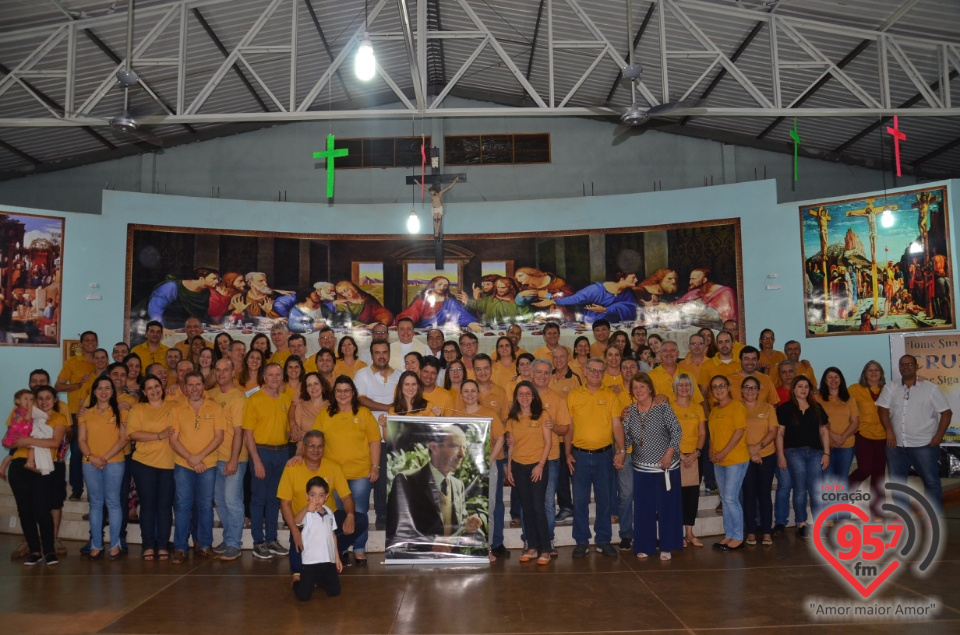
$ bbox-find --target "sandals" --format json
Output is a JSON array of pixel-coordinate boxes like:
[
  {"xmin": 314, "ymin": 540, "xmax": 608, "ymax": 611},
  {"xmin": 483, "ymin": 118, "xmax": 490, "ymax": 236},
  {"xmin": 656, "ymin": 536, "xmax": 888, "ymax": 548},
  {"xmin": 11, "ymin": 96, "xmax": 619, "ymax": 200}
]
[
  {"xmin": 88, "ymin": 549, "xmax": 103, "ymax": 560},
  {"xmin": 157, "ymin": 551, "xmax": 170, "ymax": 561},
  {"xmin": 686, "ymin": 536, "xmax": 704, "ymax": 547},
  {"xmin": 660, "ymin": 552, "xmax": 672, "ymax": 561},
  {"xmin": 519, "ymin": 550, "xmax": 537, "ymax": 562},
  {"xmin": 762, "ymin": 535, "xmax": 773, "ymax": 546},
  {"xmin": 745, "ymin": 535, "xmax": 757, "ymax": 546},
  {"xmin": 536, "ymin": 554, "xmax": 551, "ymax": 565},
  {"xmin": 636, "ymin": 552, "xmax": 649, "ymax": 559},
  {"xmin": 142, "ymin": 550, "xmax": 155, "ymax": 561}
]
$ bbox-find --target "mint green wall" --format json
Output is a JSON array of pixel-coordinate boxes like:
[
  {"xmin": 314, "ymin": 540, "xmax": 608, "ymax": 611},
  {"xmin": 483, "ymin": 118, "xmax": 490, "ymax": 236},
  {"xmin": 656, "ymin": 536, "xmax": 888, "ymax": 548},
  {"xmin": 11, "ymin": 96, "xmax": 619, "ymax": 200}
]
[{"xmin": 0, "ymin": 178, "xmax": 956, "ymax": 395}]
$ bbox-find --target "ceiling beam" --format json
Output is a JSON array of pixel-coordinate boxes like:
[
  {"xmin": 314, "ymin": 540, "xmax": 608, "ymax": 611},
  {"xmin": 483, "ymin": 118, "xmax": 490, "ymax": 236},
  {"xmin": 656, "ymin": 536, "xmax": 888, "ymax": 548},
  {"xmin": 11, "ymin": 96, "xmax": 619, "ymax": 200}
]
[
  {"xmin": 0, "ymin": 61, "xmax": 116, "ymax": 151},
  {"xmin": 193, "ymin": 7, "xmax": 271, "ymax": 112},
  {"xmin": 430, "ymin": 0, "xmax": 447, "ymax": 85},
  {"xmin": 912, "ymin": 135, "xmax": 960, "ymax": 168},
  {"xmin": 0, "ymin": 137, "xmax": 43, "ymax": 167},
  {"xmin": 604, "ymin": 2, "xmax": 656, "ymax": 104},
  {"xmin": 832, "ymin": 69, "xmax": 959, "ymax": 155},
  {"xmin": 397, "ymin": 0, "xmax": 425, "ymax": 109},
  {"xmin": 522, "ymin": 0, "xmax": 547, "ymax": 100}
]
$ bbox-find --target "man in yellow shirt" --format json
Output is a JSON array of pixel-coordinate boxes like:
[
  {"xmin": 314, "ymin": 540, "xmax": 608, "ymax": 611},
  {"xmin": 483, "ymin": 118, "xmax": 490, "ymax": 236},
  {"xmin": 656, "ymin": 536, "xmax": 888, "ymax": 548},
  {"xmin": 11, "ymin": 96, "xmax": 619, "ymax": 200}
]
[
  {"xmin": 228, "ymin": 341, "xmax": 247, "ymax": 378},
  {"xmin": 173, "ymin": 317, "xmax": 211, "ymax": 358},
  {"xmin": 549, "ymin": 345, "xmax": 581, "ymax": 524},
  {"xmin": 168, "ymin": 372, "xmax": 224, "ymax": 563},
  {"xmin": 782, "ymin": 340, "xmax": 817, "ymax": 389},
  {"xmin": 288, "ymin": 334, "xmax": 315, "ymax": 373},
  {"xmin": 472, "ymin": 355, "xmax": 508, "ymax": 421},
  {"xmin": 459, "ymin": 332, "xmax": 479, "ymax": 378},
  {"xmin": 566, "ymin": 357, "xmax": 626, "ymax": 558},
  {"xmin": 131, "ymin": 321, "xmax": 170, "ymax": 371},
  {"xmin": 270, "ymin": 322, "xmax": 292, "ymax": 366},
  {"xmin": 698, "ymin": 330, "xmax": 741, "ymax": 401},
  {"xmin": 507, "ymin": 324, "xmax": 529, "ymax": 356},
  {"xmin": 210, "ymin": 358, "xmax": 247, "ymax": 561},
  {"xmin": 532, "ymin": 322, "xmax": 570, "ymax": 360},
  {"xmin": 421, "ymin": 357, "xmax": 453, "ymax": 414},
  {"xmin": 165, "ymin": 348, "xmax": 183, "ymax": 378},
  {"xmin": 589, "ymin": 319, "xmax": 612, "ymax": 358},
  {"xmin": 728, "ymin": 347, "xmax": 779, "ymax": 405},
  {"xmin": 650, "ymin": 342, "xmax": 705, "ymax": 406},
  {"xmin": 532, "ymin": 359, "xmax": 571, "ymax": 551},
  {"xmin": 678, "ymin": 333, "xmax": 708, "ymax": 388},
  {"xmin": 278, "ymin": 430, "xmax": 363, "ymax": 575},
  {"xmin": 55, "ymin": 329, "xmax": 97, "ymax": 501},
  {"xmin": 243, "ymin": 363, "xmax": 292, "ymax": 560}
]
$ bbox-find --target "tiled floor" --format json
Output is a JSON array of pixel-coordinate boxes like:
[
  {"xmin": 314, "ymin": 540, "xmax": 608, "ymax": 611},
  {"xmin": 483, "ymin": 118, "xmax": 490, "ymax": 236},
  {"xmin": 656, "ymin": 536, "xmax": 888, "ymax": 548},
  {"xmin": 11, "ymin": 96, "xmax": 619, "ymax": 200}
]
[{"xmin": 2, "ymin": 505, "xmax": 959, "ymax": 634}]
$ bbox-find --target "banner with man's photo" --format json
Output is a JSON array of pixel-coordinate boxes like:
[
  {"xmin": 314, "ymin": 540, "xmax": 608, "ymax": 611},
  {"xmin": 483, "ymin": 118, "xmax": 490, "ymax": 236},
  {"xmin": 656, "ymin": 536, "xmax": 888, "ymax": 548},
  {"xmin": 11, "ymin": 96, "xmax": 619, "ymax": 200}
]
[{"xmin": 384, "ymin": 416, "xmax": 491, "ymax": 564}]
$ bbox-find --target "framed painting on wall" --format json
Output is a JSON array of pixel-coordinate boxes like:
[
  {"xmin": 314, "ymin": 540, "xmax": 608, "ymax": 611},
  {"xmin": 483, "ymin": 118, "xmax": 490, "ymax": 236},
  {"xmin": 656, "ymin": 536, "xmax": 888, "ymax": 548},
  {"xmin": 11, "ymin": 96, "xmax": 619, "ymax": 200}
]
[
  {"xmin": 0, "ymin": 211, "xmax": 64, "ymax": 346},
  {"xmin": 800, "ymin": 185, "xmax": 953, "ymax": 337}
]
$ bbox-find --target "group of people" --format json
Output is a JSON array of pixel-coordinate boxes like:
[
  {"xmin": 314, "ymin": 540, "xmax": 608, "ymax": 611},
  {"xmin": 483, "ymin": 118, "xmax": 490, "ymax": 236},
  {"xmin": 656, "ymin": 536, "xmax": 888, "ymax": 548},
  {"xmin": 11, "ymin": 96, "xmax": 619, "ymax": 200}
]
[
  {"xmin": 3, "ymin": 314, "xmax": 950, "ymax": 598},
  {"xmin": 139, "ymin": 263, "xmax": 739, "ymax": 335}
]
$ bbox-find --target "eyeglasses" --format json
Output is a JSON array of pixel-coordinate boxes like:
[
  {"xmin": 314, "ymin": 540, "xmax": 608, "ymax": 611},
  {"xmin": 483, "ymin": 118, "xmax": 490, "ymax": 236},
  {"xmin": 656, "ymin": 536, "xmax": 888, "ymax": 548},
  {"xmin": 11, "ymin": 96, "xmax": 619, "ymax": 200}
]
[
  {"xmin": 586, "ymin": 368, "xmax": 604, "ymax": 374},
  {"xmin": 741, "ymin": 385, "xmax": 760, "ymax": 391},
  {"xmin": 710, "ymin": 384, "xmax": 727, "ymax": 391},
  {"xmin": 304, "ymin": 444, "xmax": 324, "ymax": 450},
  {"xmin": 334, "ymin": 389, "xmax": 353, "ymax": 395}
]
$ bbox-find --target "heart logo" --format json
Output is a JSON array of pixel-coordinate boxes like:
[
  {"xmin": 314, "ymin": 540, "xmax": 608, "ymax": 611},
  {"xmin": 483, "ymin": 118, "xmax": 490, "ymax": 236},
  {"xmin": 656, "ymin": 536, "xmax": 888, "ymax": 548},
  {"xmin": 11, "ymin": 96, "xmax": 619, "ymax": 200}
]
[{"xmin": 813, "ymin": 503, "xmax": 900, "ymax": 599}]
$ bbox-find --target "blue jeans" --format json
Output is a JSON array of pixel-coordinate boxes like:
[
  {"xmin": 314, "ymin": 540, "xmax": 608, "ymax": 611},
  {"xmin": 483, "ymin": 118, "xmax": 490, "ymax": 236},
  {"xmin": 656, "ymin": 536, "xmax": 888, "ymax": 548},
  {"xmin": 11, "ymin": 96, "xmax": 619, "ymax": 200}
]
[
  {"xmin": 785, "ymin": 446, "xmax": 825, "ymax": 525},
  {"xmin": 491, "ymin": 458, "xmax": 506, "ymax": 548},
  {"xmin": 616, "ymin": 461, "xmax": 634, "ymax": 539},
  {"xmin": 82, "ymin": 461, "xmax": 124, "ymax": 550},
  {"xmin": 886, "ymin": 445, "xmax": 943, "ymax": 516},
  {"xmin": 131, "ymin": 460, "xmax": 174, "ymax": 552},
  {"xmin": 571, "ymin": 446, "xmax": 614, "ymax": 546},
  {"xmin": 774, "ymin": 463, "xmax": 793, "ymax": 526},
  {"xmin": 173, "ymin": 464, "xmax": 216, "ymax": 552},
  {"xmin": 715, "ymin": 461, "xmax": 749, "ymax": 540},
  {"xmin": 827, "ymin": 446, "xmax": 856, "ymax": 521},
  {"xmin": 249, "ymin": 447, "xmax": 287, "ymax": 544},
  {"xmin": 334, "ymin": 477, "xmax": 372, "ymax": 553},
  {"xmin": 214, "ymin": 460, "xmax": 247, "ymax": 549}
]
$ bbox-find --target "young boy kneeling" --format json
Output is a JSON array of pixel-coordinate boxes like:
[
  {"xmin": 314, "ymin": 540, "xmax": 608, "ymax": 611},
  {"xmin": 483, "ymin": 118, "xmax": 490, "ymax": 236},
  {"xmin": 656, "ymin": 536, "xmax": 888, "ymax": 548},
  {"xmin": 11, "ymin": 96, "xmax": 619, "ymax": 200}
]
[{"xmin": 292, "ymin": 476, "xmax": 343, "ymax": 602}]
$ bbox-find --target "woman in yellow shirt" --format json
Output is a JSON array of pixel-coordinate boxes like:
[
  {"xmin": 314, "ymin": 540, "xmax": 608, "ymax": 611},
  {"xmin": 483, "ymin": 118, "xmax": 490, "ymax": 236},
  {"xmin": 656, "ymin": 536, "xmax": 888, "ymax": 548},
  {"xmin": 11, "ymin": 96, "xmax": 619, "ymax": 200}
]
[
  {"xmin": 289, "ymin": 372, "xmax": 329, "ymax": 447},
  {"xmin": 126, "ymin": 375, "xmax": 175, "ymax": 560},
  {"xmin": 491, "ymin": 337, "xmax": 517, "ymax": 391},
  {"xmin": 197, "ymin": 347, "xmax": 217, "ymax": 390},
  {"xmin": 237, "ymin": 349, "xmax": 265, "ymax": 393},
  {"xmin": 283, "ymin": 356, "xmax": 304, "ymax": 405},
  {"xmin": 5, "ymin": 386, "xmax": 68, "ymax": 565},
  {"xmin": 312, "ymin": 376, "xmax": 380, "ymax": 565},
  {"xmin": 602, "ymin": 346, "xmax": 624, "ymax": 391},
  {"xmin": 740, "ymin": 376, "xmax": 780, "ymax": 546},
  {"xmin": 442, "ymin": 360, "xmax": 466, "ymax": 403},
  {"xmin": 707, "ymin": 375, "xmax": 749, "ymax": 551},
  {"xmin": 847, "ymin": 361, "xmax": 887, "ymax": 520},
  {"xmin": 670, "ymin": 373, "xmax": 706, "ymax": 547},
  {"xmin": 78, "ymin": 377, "xmax": 129, "ymax": 559},
  {"xmin": 504, "ymin": 381, "xmax": 552, "ymax": 565},
  {"xmin": 756, "ymin": 328, "xmax": 787, "ymax": 376},
  {"xmin": 571, "ymin": 336, "xmax": 591, "ymax": 382},
  {"xmin": 819, "ymin": 367, "xmax": 860, "ymax": 524},
  {"xmin": 334, "ymin": 336, "xmax": 367, "ymax": 379}
]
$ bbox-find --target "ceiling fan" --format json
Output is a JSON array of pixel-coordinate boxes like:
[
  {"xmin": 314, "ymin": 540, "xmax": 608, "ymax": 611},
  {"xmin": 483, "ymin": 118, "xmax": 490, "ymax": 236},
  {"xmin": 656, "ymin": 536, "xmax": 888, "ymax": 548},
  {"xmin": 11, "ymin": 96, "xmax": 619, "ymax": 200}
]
[
  {"xmin": 605, "ymin": 0, "xmax": 707, "ymax": 142},
  {"xmin": 108, "ymin": 0, "xmax": 163, "ymax": 146}
]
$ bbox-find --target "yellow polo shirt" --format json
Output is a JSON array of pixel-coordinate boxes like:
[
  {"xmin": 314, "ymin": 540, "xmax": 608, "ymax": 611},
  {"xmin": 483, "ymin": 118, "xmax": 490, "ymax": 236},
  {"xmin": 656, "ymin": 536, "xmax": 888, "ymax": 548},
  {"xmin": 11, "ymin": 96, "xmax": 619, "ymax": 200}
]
[
  {"xmin": 311, "ymin": 407, "xmax": 380, "ymax": 480},
  {"xmin": 538, "ymin": 387, "xmax": 571, "ymax": 461},
  {"xmin": 78, "ymin": 407, "xmax": 128, "ymax": 462},
  {"xmin": 130, "ymin": 342, "xmax": 170, "ymax": 372},
  {"xmin": 649, "ymin": 365, "xmax": 704, "ymax": 404},
  {"xmin": 708, "ymin": 400, "xmax": 749, "ymax": 466},
  {"xmin": 423, "ymin": 386, "xmax": 455, "ymax": 414},
  {"xmin": 728, "ymin": 372, "xmax": 779, "ymax": 405},
  {"xmin": 208, "ymin": 386, "xmax": 249, "ymax": 462},
  {"xmin": 849, "ymin": 384, "xmax": 885, "ymax": 440},
  {"xmin": 744, "ymin": 402, "xmax": 779, "ymax": 458},
  {"xmin": 170, "ymin": 398, "xmax": 225, "ymax": 468},
  {"xmin": 126, "ymin": 402, "xmax": 176, "ymax": 469},
  {"xmin": 57, "ymin": 355, "xmax": 96, "ymax": 414},
  {"xmin": 670, "ymin": 401, "xmax": 705, "ymax": 454},
  {"xmin": 698, "ymin": 356, "xmax": 742, "ymax": 390},
  {"xmin": 241, "ymin": 389, "xmax": 292, "ymax": 446},
  {"xmin": 277, "ymin": 459, "xmax": 350, "ymax": 514},
  {"xmin": 567, "ymin": 385, "xmax": 619, "ymax": 451}
]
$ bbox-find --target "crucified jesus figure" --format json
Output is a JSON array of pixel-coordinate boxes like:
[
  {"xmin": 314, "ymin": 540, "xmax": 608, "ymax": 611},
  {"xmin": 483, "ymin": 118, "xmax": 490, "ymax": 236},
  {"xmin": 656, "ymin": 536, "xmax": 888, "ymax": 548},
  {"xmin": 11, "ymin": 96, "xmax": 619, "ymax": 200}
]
[{"xmin": 414, "ymin": 177, "xmax": 459, "ymax": 236}]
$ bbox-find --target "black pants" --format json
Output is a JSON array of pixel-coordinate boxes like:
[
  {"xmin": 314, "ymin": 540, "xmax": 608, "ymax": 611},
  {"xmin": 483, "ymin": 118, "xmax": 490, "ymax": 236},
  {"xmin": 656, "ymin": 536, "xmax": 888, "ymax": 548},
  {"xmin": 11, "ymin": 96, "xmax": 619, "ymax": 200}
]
[
  {"xmin": 8, "ymin": 458, "xmax": 55, "ymax": 556},
  {"xmin": 512, "ymin": 462, "xmax": 550, "ymax": 553},
  {"xmin": 742, "ymin": 454, "xmax": 777, "ymax": 536},
  {"xmin": 557, "ymin": 442, "xmax": 573, "ymax": 511},
  {"xmin": 293, "ymin": 562, "xmax": 341, "ymax": 601},
  {"xmin": 681, "ymin": 485, "xmax": 700, "ymax": 527}
]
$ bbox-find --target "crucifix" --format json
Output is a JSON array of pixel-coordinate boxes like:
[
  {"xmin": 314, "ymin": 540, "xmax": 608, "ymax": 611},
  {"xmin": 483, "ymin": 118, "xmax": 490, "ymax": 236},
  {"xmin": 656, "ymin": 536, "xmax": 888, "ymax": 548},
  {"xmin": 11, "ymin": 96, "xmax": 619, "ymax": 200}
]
[
  {"xmin": 405, "ymin": 144, "xmax": 467, "ymax": 268},
  {"xmin": 808, "ymin": 206, "xmax": 831, "ymax": 319},
  {"xmin": 846, "ymin": 199, "xmax": 895, "ymax": 318},
  {"xmin": 886, "ymin": 116, "xmax": 907, "ymax": 177},
  {"xmin": 312, "ymin": 134, "xmax": 349, "ymax": 199},
  {"xmin": 789, "ymin": 119, "xmax": 801, "ymax": 183},
  {"xmin": 912, "ymin": 191, "xmax": 939, "ymax": 255}
]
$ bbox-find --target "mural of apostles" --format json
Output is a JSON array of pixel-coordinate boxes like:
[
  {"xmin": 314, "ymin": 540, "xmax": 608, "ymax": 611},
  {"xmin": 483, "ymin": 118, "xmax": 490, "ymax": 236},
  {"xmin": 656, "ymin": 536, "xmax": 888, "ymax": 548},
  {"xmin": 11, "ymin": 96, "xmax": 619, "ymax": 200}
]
[{"xmin": 126, "ymin": 221, "xmax": 741, "ymax": 342}]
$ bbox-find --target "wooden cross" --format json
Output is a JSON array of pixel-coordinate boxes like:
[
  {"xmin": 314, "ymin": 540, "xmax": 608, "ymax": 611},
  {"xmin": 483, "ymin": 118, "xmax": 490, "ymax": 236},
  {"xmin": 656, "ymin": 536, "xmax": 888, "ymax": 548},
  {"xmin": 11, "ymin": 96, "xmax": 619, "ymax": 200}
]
[
  {"xmin": 312, "ymin": 134, "xmax": 349, "ymax": 199},
  {"xmin": 886, "ymin": 116, "xmax": 907, "ymax": 177},
  {"xmin": 846, "ymin": 200, "xmax": 894, "ymax": 318}
]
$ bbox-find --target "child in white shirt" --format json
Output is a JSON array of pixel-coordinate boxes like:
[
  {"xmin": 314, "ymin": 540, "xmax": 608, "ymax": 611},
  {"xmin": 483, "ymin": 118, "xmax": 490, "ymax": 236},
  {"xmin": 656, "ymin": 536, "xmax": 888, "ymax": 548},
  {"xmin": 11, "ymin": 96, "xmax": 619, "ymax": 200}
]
[{"xmin": 292, "ymin": 476, "xmax": 343, "ymax": 601}]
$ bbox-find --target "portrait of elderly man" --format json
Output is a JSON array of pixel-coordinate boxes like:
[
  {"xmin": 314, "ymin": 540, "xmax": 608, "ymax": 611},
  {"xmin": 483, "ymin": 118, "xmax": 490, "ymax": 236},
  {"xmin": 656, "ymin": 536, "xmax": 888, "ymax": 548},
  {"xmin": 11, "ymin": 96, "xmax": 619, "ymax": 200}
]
[{"xmin": 386, "ymin": 424, "xmax": 484, "ymax": 553}]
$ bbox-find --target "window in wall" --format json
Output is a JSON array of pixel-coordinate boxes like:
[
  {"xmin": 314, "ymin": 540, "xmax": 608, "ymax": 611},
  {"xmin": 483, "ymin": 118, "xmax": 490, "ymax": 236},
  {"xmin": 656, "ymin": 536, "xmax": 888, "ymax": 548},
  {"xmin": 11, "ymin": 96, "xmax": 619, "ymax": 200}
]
[
  {"xmin": 333, "ymin": 136, "xmax": 431, "ymax": 169},
  {"xmin": 445, "ymin": 134, "xmax": 550, "ymax": 165}
]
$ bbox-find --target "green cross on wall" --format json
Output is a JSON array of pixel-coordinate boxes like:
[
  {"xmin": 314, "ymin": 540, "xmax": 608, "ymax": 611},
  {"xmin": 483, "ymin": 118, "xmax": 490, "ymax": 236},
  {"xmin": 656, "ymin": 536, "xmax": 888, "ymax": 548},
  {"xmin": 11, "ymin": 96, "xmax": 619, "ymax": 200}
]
[{"xmin": 313, "ymin": 134, "xmax": 349, "ymax": 198}]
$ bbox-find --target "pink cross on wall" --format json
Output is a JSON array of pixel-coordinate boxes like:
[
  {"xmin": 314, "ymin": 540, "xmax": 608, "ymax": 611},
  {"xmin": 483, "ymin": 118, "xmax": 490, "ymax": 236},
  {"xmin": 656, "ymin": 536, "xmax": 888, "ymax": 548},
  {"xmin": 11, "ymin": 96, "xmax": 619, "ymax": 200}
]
[{"xmin": 886, "ymin": 116, "xmax": 907, "ymax": 177}]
